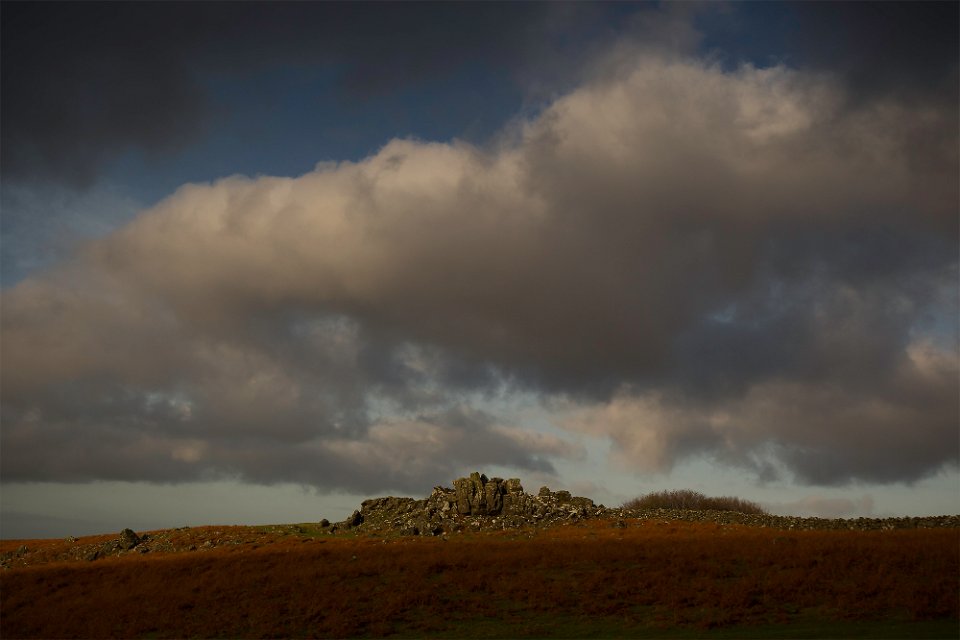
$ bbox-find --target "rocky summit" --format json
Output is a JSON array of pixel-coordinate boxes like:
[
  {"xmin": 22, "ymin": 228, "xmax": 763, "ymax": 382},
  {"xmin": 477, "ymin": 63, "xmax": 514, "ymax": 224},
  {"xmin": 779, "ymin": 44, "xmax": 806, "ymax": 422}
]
[
  {"xmin": 325, "ymin": 472, "xmax": 960, "ymax": 536},
  {"xmin": 331, "ymin": 472, "xmax": 601, "ymax": 536}
]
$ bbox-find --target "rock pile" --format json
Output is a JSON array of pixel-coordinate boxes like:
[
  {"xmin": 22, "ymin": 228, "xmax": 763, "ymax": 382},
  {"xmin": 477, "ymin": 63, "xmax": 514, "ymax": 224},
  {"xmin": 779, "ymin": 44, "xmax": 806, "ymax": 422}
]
[
  {"xmin": 331, "ymin": 472, "xmax": 601, "ymax": 536},
  {"xmin": 82, "ymin": 528, "xmax": 149, "ymax": 561}
]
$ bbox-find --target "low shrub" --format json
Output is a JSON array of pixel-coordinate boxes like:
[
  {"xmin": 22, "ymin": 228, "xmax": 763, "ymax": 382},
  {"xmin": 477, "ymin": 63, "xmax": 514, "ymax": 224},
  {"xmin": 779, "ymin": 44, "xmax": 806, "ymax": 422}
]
[{"xmin": 623, "ymin": 489, "xmax": 767, "ymax": 515}]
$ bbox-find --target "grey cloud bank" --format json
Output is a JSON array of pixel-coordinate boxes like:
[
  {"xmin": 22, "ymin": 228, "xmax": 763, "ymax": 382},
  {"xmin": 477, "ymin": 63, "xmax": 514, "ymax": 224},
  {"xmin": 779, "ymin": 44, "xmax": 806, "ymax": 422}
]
[{"xmin": 2, "ymin": 57, "xmax": 957, "ymax": 496}]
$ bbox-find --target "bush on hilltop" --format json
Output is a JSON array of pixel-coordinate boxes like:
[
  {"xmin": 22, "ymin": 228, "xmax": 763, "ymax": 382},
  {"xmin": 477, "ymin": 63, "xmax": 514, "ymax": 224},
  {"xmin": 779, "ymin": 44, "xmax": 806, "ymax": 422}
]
[{"xmin": 624, "ymin": 489, "xmax": 767, "ymax": 515}]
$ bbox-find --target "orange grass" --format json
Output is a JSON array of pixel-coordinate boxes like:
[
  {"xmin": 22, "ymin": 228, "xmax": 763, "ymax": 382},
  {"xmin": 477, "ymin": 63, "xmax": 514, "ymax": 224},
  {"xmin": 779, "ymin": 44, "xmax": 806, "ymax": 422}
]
[{"xmin": 2, "ymin": 520, "xmax": 957, "ymax": 638}]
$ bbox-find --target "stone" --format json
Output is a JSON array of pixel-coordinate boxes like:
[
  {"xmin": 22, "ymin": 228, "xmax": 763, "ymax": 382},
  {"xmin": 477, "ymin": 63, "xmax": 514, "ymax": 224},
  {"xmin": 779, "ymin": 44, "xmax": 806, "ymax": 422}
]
[
  {"xmin": 453, "ymin": 473, "xmax": 486, "ymax": 515},
  {"xmin": 484, "ymin": 478, "xmax": 504, "ymax": 515},
  {"xmin": 451, "ymin": 473, "xmax": 518, "ymax": 516},
  {"xmin": 118, "ymin": 528, "xmax": 141, "ymax": 550}
]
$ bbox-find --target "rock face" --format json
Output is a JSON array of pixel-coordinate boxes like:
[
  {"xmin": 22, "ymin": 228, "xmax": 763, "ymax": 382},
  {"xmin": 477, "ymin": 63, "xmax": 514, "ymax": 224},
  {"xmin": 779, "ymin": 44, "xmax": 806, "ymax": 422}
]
[{"xmin": 451, "ymin": 472, "xmax": 518, "ymax": 515}]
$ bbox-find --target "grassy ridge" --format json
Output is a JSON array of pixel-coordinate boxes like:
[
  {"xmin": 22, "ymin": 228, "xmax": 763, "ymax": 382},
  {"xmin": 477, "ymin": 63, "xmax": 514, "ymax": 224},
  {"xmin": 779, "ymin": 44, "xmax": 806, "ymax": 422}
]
[{"xmin": 2, "ymin": 520, "xmax": 957, "ymax": 638}]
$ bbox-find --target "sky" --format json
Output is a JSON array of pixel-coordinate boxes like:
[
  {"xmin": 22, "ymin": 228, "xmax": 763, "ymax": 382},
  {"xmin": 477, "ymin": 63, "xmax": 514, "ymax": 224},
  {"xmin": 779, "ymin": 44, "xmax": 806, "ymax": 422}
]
[{"xmin": 1, "ymin": 1, "xmax": 958, "ymax": 539}]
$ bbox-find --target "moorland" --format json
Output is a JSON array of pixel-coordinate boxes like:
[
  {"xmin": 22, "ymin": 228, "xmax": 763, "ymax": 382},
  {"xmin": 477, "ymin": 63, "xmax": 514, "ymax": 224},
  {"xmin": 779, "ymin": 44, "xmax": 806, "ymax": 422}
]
[
  {"xmin": 2, "ymin": 478, "xmax": 958, "ymax": 639},
  {"xmin": 3, "ymin": 519, "xmax": 958, "ymax": 638}
]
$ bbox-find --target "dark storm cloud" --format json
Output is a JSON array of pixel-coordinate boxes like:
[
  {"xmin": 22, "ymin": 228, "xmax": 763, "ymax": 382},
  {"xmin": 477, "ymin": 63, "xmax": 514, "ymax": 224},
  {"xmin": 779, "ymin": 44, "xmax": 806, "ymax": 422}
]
[
  {"xmin": 1, "ymin": 2, "xmax": 208, "ymax": 187},
  {"xmin": 2, "ymin": 15, "xmax": 957, "ymax": 491},
  {"xmin": 1, "ymin": 394, "xmax": 562, "ymax": 494},
  {"xmin": 673, "ymin": 227, "xmax": 957, "ymax": 398},
  {"xmin": 787, "ymin": 1, "xmax": 959, "ymax": 105},
  {"xmin": 6, "ymin": 2, "xmax": 955, "ymax": 188},
  {"xmin": 0, "ymin": 1, "xmax": 613, "ymax": 187},
  {"xmin": 698, "ymin": 1, "xmax": 959, "ymax": 104},
  {"xmin": 649, "ymin": 262, "xmax": 957, "ymax": 485}
]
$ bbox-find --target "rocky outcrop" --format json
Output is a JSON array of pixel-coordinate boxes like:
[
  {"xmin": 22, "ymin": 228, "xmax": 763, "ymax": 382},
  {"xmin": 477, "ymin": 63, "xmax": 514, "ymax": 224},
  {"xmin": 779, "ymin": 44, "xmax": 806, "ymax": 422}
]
[
  {"xmin": 75, "ymin": 528, "xmax": 147, "ymax": 562},
  {"xmin": 333, "ymin": 472, "xmax": 599, "ymax": 536},
  {"xmin": 321, "ymin": 472, "xmax": 960, "ymax": 538}
]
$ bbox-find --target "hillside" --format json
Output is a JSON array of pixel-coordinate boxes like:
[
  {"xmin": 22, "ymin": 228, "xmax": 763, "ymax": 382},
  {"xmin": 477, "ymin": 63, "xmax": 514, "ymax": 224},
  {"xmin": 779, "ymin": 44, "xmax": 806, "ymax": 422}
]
[{"xmin": 2, "ymin": 474, "xmax": 958, "ymax": 639}]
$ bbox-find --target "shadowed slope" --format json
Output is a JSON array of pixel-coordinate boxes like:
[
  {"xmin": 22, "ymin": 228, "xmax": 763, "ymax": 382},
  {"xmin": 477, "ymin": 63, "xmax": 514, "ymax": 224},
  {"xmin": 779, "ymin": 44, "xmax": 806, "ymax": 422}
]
[{"xmin": 2, "ymin": 520, "xmax": 957, "ymax": 638}]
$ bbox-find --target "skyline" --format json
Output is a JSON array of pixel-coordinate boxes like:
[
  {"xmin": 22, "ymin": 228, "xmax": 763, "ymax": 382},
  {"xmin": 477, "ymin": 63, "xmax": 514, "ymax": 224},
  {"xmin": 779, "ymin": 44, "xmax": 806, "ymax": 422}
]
[{"xmin": 2, "ymin": 1, "xmax": 958, "ymax": 539}]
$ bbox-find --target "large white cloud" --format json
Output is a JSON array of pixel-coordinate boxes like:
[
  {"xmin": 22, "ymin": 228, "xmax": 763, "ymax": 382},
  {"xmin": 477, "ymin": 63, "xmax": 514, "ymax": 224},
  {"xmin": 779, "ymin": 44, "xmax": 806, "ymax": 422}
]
[{"xmin": 2, "ymin": 57, "xmax": 956, "ymax": 491}]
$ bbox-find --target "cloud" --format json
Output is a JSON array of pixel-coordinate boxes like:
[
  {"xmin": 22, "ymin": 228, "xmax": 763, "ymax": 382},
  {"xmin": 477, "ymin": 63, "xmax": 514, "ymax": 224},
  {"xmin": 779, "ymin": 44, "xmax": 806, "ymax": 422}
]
[
  {"xmin": 2, "ymin": 56, "xmax": 956, "ymax": 492},
  {"xmin": 557, "ymin": 336, "xmax": 958, "ymax": 485},
  {"xmin": 5, "ymin": 2, "xmax": 954, "ymax": 191},
  {"xmin": 1, "ymin": 3, "xmax": 206, "ymax": 187},
  {"xmin": 694, "ymin": 3, "xmax": 958, "ymax": 105},
  {"xmin": 786, "ymin": 2, "xmax": 959, "ymax": 105},
  {"xmin": 0, "ymin": 2, "xmax": 615, "ymax": 188}
]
